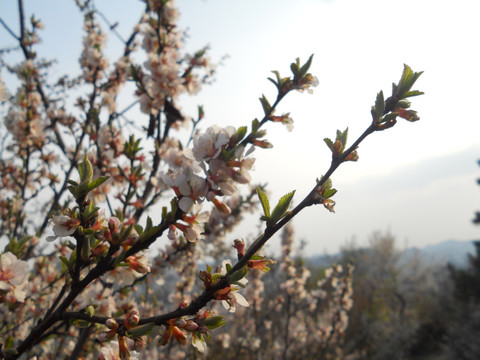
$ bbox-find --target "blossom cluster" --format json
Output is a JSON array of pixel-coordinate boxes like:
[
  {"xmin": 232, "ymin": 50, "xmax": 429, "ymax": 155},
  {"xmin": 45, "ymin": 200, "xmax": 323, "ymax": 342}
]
[{"xmin": 0, "ymin": 0, "xmax": 422, "ymax": 357}]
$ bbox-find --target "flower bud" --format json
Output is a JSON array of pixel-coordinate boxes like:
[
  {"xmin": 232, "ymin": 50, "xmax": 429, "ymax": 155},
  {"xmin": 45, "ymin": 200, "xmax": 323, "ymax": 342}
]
[
  {"xmin": 124, "ymin": 310, "xmax": 140, "ymax": 329},
  {"xmin": 106, "ymin": 318, "xmax": 118, "ymax": 330}
]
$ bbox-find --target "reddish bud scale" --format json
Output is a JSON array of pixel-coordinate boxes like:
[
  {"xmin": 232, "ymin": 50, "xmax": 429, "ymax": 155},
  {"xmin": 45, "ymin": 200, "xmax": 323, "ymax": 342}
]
[
  {"xmin": 233, "ymin": 239, "xmax": 245, "ymax": 259},
  {"xmin": 214, "ymin": 286, "xmax": 231, "ymax": 300}
]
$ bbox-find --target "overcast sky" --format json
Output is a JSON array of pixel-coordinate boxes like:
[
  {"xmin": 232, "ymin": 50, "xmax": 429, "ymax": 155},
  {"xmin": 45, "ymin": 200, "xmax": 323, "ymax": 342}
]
[{"xmin": 2, "ymin": 0, "xmax": 480, "ymax": 255}]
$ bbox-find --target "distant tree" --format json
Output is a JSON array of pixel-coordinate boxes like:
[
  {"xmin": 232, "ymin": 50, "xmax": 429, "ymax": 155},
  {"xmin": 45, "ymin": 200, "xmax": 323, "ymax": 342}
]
[
  {"xmin": 449, "ymin": 241, "xmax": 480, "ymax": 302},
  {"xmin": 441, "ymin": 163, "xmax": 480, "ymax": 359},
  {"xmin": 340, "ymin": 233, "xmax": 441, "ymax": 359}
]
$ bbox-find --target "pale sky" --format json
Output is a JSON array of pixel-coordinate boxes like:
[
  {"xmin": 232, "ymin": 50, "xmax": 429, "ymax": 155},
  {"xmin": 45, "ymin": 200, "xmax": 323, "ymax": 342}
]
[{"xmin": 1, "ymin": 0, "xmax": 480, "ymax": 255}]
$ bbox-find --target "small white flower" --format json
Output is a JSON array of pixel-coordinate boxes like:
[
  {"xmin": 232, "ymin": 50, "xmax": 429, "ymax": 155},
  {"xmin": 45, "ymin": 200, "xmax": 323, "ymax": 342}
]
[
  {"xmin": 46, "ymin": 215, "xmax": 78, "ymax": 242},
  {"xmin": 192, "ymin": 335, "xmax": 207, "ymax": 354},
  {"xmin": 192, "ymin": 125, "xmax": 234, "ymax": 162},
  {"xmin": 0, "ymin": 252, "xmax": 29, "ymax": 302}
]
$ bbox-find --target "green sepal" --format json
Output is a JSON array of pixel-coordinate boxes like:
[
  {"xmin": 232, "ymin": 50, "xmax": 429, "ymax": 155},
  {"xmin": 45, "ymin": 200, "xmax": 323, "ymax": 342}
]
[
  {"xmin": 270, "ymin": 190, "xmax": 295, "ymax": 225},
  {"xmin": 256, "ymin": 186, "xmax": 270, "ymax": 219}
]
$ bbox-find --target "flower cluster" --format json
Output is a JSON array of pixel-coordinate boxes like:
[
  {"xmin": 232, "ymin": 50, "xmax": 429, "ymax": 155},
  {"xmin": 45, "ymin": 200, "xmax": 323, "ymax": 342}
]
[{"xmin": 0, "ymin": 0, "xmax": 421, "ymax": 358}]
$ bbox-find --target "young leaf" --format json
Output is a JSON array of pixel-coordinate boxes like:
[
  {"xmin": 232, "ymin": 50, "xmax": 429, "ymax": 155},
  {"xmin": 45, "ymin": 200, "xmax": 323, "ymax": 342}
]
[
  {"xmin": 87, "ymin": 176, "xmax": 109, "ymax": 193},
  {"xmin": 297, "ymin": 54, "xmax": 314, "ymax": 79},
  {"xmin": 234, "ymin": 126, "xmax": 247, "ymax": 144},
  {"xmin": 127, "ymin": 323, "xmax": 155, "ymax": 338},
  {"xmin": 270, "ymin": 190, "xmax": 295, "ymax": 225},
  {"xmin": 290, "ymin": 61, "xmax": 299, "ymax": 77},
  {"xmin": 371, "ymin": 91, "xmax": 385, "ymax": 122},
  {"xmin": 201, "ymin": 316, "xmax": 226, "ymax": 330},
  {"xmin": 78, "ymin": 155, "xmax": 93, "ymax": 184},
  {"xmin": 251, "ymin": 119, "xmax": 260, "ymax": 134},
  {"xmin": 227, "ymin": 265, "xmax": 248, "ymax": 284},
  {"xmin": 403, "ymin": 90, "xmax": 424, "ymax": 98},
  {"xmin": 256, "ymin": 186, "xmax": 270, "ymax": 219},
  {"xmin": 259, "ymin": 94, "xmax": 271, "ymax": 116},
  {"xmin": 324, "ymin": 138, "xmax": 334, "ymax": 153},
  {"xmin": 395, "ymin": 64, "xmax": 423, "ymax": 99},
  {"xmin": 337, "ymin": 128, "xmax": 348, "ymax": 148}
]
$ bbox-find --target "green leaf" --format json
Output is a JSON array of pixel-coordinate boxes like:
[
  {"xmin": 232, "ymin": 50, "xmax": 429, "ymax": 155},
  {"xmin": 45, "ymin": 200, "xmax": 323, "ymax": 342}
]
[
  {"xmin": 323, "ymin": 188, "xmax": 337, "ymax": 198},
  {"xmin": 235, "ymin": 126, "xmax": 247, "ymax": 144},
  {"xmin": 81, "ymin": 236, "xmax": 91, "ymax": 261},
  {"xmin": 371, "ymin": 91, "xmax": 385, "ymax": 122},
  {"xmin": 297, "ymin": 54, "xmax": 314, "ymax": 79},
  {"xmin": 290, "ymin": 61, "xmax": 299, "ymax": 77},
  {"xmin": 267, "ymin": 70, "xmax": 282, "ymax": 90},
  {"xmin": 259, "ymin": 94, "xmax": 271, "ymax": 116},
  {"xmin": 251, "ymin": 119, "xmax": 260, "ymax": 134},
  {"xmin": 59, "ymin": 256, "xmax": 70, "ymax": 268},
  {"xmin": 146, "ymin": 216, "xmax": 153, "ymax": 231},
  {"xmin": 87, "ymin": 176, "xmax": 109, "ymax": 193},
  {"xmin": 227, "ymin": 265, "xmax": 248, "ymax": 284},
  {"xmin": 270, "ymin": 190, "xmax": 295, "ymax": 224},
  {"xmin": 201, "ymin": 316, "xmax": 226, "ymax": 330},
  {"xmin": 323, "ymin": 177, "xmax": 333, "ymax": 191},
  {"xmin": 134, "ymin": 224, "xmax": 143, "ymax": 236},
  {"xmin": 127, "ymin": 323, "xmax": 155, "ymax": 338},
  {"xmin": 395, "ymin": 64, "xmax": 423, "ymax": 99},
  {"xmin": 337, "ymin": 128, "xmax": 348, "ymax": 148},
  {"xmin": 256, "ymin": 186, "xmax": 270, "ymax": 219},
  {"xmin": 78, "ymin": 155, "xmax": 93, "ymax": 184},
  {"xmin": 324, "ymin": 137, "xmax": 334, "ymax": 151},
  {"xmin": 403, "ymin": 90, "xmax": 424, "ymax": 98}
]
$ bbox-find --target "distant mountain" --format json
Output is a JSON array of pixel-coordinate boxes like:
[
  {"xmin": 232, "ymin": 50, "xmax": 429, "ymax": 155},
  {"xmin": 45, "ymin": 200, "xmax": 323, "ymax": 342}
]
[
  {"xmin": 413, "ymin": 239, "xmax": 477, "ymax": 267},
  {"xmin": 308, "ymin": 240, "xmax": 477, "ymax": 268}
]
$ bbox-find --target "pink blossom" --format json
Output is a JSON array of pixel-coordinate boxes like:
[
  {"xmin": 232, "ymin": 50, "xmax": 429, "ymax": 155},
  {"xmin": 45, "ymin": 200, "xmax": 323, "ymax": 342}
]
[
  {"xmin": 0, "ymin": 252, "xmax": 29, "ymax": 302},
  {"xmin": 192, "ymin": 125, "xmax": 235, "ymax": 162},
  {"xmin": 46, "ymin": 215, "xmax": 79, "ymax": 242}
]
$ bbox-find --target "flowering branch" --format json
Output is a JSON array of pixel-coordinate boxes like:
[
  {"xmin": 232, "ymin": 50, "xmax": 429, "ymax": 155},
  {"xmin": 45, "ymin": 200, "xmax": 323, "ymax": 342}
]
[{"xmin": 0, "ymin": 0, "xmax": 423, "ymax": 357}]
